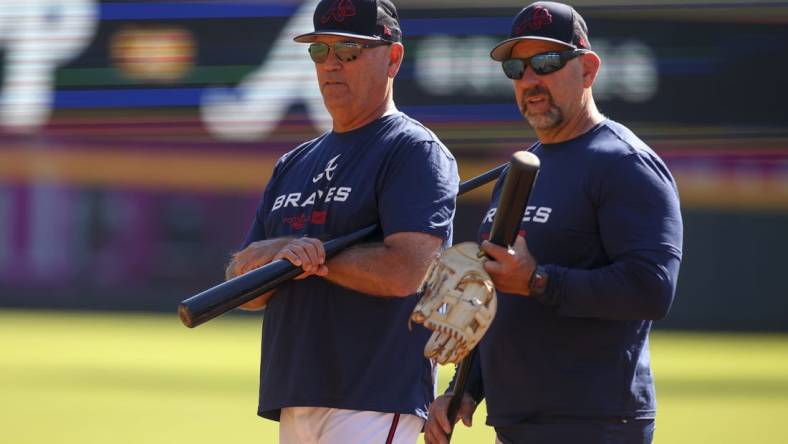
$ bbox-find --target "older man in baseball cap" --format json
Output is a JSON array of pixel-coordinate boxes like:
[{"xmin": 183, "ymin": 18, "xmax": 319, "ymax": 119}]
[
  {"xmin": 225, "ymin": 1, "xmax": 459, "ymax": 443},
  {"xmin": 425, "ymin": 2, "xmax": 683, "ymax": 444}
]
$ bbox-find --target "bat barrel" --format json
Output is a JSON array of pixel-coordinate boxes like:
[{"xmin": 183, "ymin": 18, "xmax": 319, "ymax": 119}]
[
  {"xmin": 179, "ymin": 260, "xmax": 302, "ymax": 328},
  {"xmin": 488, "ymin": 151, "xmax": 540, "ymax": 248}
]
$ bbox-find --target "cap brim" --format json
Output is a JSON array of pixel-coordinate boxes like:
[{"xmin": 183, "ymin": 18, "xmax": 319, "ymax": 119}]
[
  {"xmin": 490, "ymin": 36, "xmax": 576, "ymax": 61},
  {"xmin": 293, "ymin": 31, "xmax": 384, "ymax": 43}
]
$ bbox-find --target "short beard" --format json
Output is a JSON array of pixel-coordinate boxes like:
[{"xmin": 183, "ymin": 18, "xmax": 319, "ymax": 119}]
[{"xmin": 518, "ymin": 87, "xmax": 564, "ymax": 130}]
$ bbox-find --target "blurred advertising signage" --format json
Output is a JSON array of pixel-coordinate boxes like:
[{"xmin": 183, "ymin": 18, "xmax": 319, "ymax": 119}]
[
  {"xmin": 2, "ymin": 1, "xmax": 788, "ymax": 139},
  {"xmin": 110, "ymin": 26, "xmax": 196, "ymax": 82},
  {"xmin": 0, "ymin": 0, "xmax": 658, "ymax": 139},
  {"xmin": 0, "ymin": 0, "xmax": 98, "ymax": 132}
]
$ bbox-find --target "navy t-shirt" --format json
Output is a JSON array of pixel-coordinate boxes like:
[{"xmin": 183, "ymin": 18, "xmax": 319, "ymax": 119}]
[
  {"xmin": 473, "ymin": 120, "xmax": 683, "ymax": 426},
  {"xmin": 243, "ymin": 112, "xmax": 459, "ymax": 421}
]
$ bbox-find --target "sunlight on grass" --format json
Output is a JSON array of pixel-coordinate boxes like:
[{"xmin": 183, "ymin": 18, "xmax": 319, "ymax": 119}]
[{"xmin": 1, "ymin": 310, "xmax": 786, "ymax": 444}]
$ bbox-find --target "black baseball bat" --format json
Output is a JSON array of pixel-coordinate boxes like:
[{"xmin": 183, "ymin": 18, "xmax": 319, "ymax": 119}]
[
  {"xmin": 178, "ymin": 162, "xmax": 508, "ymax": 328},
  {"xmin": 445, "ymin": 150, "xmax": 540, "ymax": 441}
]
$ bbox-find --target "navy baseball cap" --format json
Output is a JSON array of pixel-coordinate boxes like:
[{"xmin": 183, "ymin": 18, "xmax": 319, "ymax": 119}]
[
  {"xmin": 293, "ymin": 0, "xmax": 402, "ymax": 43},
  {"xmin": 491, "ymin": 1, "xmax": 591, "ymax": 61}
]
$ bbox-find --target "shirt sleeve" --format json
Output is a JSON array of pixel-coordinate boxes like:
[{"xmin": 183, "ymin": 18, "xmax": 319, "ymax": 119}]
[
  {"xmin": 376, "ymin": 141, "xmax": 459, "ymax": 242},
  {"xmin": 539, "ymin": 151, "xmax": 684, "ymax": 320},
  {"xmin": 241, "ymin": 206, "xmax": 267, "ymax": 249}
]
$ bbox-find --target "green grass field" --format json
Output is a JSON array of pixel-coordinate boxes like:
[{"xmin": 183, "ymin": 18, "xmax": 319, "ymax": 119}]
[{"xmin": 1, "ymin": 310, "xmax": 787, "ymax": 444}]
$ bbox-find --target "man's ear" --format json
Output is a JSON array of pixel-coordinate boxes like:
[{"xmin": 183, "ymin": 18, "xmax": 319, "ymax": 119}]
[
  {"xmin": 581, "ymin": 51, "xmax": 601, "ymax": 88},
  {"xmin": 388, "ymin": 42, "xmax": 404, "ymax": 78}
]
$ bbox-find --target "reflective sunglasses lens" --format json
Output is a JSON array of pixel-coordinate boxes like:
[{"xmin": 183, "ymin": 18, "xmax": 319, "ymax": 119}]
[
  {"xmin": 531, "ymin": 53, "xmax": 564, "ymax": 75},
  {"xmin": 502, "ymin": 59, "xmax": 525, "ymax": 79},
  {"xmin": 333, "ymin": 42, "xmax": 362, "ymax": 62},
  {"xmin": 308, "ymin": 43, "xmax": 329, "ymax": 63}
]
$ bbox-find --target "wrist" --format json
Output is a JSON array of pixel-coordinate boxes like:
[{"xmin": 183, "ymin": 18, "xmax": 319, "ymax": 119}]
[
  {"xmin": 528, "ymin": 264, "xmax": 549, "ymax": 297},
  {"xmin": 530, "ymin": 264, "xmax": 561, "ymax": 306}
]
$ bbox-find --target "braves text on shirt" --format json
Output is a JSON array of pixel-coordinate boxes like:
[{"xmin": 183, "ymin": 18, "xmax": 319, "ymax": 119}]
[
  {"xmin": 271, "ymin": 187, "xmax": 353, "ymax": 211},
  {"xmin": 482, "ymin": 206, "xmax": 552, "ymax": 224}
]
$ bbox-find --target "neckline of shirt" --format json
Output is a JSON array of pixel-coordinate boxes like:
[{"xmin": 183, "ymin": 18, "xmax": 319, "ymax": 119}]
[
  {"xmin": 329, "ymin": 112, "xmax": 404, "ymax": 139},
  {"xmin": 539, "ymin": 119, "xmax": 609, "ymax": 148}
]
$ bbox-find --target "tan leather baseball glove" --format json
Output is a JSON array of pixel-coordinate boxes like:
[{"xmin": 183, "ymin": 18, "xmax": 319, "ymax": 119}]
[{"xmin": 410, "ymin": 242, "xmax": 497, "ymax": 365}]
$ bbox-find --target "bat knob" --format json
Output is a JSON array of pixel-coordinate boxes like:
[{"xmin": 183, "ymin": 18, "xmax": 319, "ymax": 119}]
[{"xmin": 178, "ymin": 304, "xmax": 195, "ymax": 328}]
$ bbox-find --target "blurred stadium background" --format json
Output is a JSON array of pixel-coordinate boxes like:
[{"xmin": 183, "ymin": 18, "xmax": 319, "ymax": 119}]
[{"xmin": 0, "ymin": 0, "xmax": 786, "ymax": 443}]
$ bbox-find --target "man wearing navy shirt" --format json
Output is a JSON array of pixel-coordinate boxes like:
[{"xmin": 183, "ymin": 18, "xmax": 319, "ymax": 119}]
[
  {"xmin": 225, "ymin": 1, "xmax": 459, "ymax": 443},
  {"xmin": 425, "ymin": 2, "xmax": 683, "ymax": 444}
]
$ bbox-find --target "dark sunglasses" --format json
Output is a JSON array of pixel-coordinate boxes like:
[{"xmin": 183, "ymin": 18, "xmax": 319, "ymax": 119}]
[
  {"xmin": 502, "ymin": 49, "xmax": 589, "ymax": 79},
  {"xmin": 308, "ymin": 41, "xmax": 390, "ymax": 63}
]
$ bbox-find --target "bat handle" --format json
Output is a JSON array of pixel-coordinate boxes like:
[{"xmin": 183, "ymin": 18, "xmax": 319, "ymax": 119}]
[{"xmin": 445, "ymin": 349, "xmax": 476, "ymax": 441}]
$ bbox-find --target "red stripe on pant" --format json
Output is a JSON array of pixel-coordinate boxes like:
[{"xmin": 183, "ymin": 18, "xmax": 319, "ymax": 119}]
[{"xmin": 384, "ymin": 413, "xmax": 401, "ymax": 444}]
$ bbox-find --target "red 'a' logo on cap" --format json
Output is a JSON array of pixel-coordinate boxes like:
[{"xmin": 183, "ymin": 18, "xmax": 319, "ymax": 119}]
[
  {"xmin": 321, "ymin": 0, "xmax": 357, "ymax": 24},
  {"xmin": 514, "ymin": 5, "xmax": 554, "ymax": 34}
]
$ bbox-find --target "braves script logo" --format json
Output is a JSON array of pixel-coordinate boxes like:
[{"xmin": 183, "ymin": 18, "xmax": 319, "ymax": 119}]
[
  {"xmin": 282, "ymin": 211, "xmax": 327, "ymax": 230},
  {"xmin": 514, "ymin": 6, "xmax": 553, "ymax": 34},
  {"xmin": 283, "ymin": 214, "xmax": 308, "ymax": 230},
  {"xmin": 313, "ymin": 154, "xmax": 341, "ymax": 183},
  {"xmin": 320, "ymin": 0, "xmax": 357, "ymax": 24}
]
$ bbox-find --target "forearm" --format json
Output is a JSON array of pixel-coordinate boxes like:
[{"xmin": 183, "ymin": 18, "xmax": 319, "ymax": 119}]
[
  {"xmin": 226, "ymin": 238, "xmax": 291, "ymax": 277},
  {"xmin": 324, "ymin": 233, "xmax": 442, "ymax": 297},
  {"xmin": 539, "ymin": 251, "xmax": 681, "ymax": 320}
]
